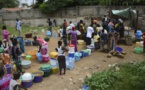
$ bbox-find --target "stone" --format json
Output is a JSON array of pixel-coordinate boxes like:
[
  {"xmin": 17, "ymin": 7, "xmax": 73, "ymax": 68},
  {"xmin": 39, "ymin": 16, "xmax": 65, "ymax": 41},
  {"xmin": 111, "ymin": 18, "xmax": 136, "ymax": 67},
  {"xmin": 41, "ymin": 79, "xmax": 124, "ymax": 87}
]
[
  {"xmin": 108, "ymin": 64, "xmax": 112, "ymax": 67},
  {"xmin": 107, "ymin": 54, "xmax": 112, "ymax": 58},
  {"xmin": 86, "ymin": 74, "xmax": 91, "ymax": 78},
  {"xmin": 115, "ymin": 66, "xmax": 120, "ymax": 71}
]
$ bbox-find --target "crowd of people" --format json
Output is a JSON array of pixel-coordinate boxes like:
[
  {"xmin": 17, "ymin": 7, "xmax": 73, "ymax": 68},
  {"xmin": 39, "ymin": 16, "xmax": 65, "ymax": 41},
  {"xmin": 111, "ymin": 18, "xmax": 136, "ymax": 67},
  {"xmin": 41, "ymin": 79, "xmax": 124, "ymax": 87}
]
[
  {"xmin": 0, "ymin": 16, "xmax": 126, "ymax": 90},
  {"xmin": 56, "ymin": 15, "xmax": 125, "ymax": 52}
]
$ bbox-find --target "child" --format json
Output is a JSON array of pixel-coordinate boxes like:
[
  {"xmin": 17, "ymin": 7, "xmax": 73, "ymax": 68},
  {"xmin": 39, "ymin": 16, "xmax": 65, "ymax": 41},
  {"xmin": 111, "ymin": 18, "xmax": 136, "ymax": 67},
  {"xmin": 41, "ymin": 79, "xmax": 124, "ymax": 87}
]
[
  {"xmin": 59, "ymin": 26, "xmax": 63, "ymax": 40},
  {"xmin": 11, "ymin": 39, "xmax": 22, "ymax": 73},
  {"xmin": 55, "ymin": 41, "xmax": 66, "ymax": 75},
  {"xmin": 9, "ymin": 72, "xmax": 27, "ymax": 90},
  {"xmin": 93, "ymin": 32, "xmax": 100, "ymax": 50},
  {"xmin": 142, "ymin": 32, "xmax": 145, "ymax": 52},
  {"xmin": 100, "ymin": 29, "xmax": 107, "ymax": 50}
]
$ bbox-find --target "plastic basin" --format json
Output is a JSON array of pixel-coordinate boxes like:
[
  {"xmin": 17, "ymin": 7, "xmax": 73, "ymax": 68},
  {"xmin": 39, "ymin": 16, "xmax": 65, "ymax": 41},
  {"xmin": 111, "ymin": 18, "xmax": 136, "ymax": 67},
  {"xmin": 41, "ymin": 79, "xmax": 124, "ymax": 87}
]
[
  {"xmin": 28, "ymin": 50, "xmax": 37, "ymax": 60},
  {"xmin": 32, "ymin": 71, "xmax": 44, "ymax": 83},
  {"xmin": 134, "ymin": 47, "xmax": 143, "ymax": 54},
  {"xmin": 26, "ymin": 55, "xmax": 32, "ymax": 60},
  {"xmin": 116, "ymin": 46, "xmax": 123, "ymax": 53},
  {"xmin": 21, "ymin": 60, "xmax": 31, "ymax": 69},
  {"xmin": 78, "ymin": 40, "xmax": 84, "ymax": 45}
]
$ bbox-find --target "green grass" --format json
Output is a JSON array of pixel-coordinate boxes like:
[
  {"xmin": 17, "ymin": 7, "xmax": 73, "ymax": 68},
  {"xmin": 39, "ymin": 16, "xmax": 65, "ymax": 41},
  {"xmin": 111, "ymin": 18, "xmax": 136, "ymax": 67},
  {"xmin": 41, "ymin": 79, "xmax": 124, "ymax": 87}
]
[
  {"xmin": 84, "ymin": 61, "xmax": 145, "ymax": 90},
  {"xmin": 0, "ymin": 24, "xmax": 48, "ymax": 40}
]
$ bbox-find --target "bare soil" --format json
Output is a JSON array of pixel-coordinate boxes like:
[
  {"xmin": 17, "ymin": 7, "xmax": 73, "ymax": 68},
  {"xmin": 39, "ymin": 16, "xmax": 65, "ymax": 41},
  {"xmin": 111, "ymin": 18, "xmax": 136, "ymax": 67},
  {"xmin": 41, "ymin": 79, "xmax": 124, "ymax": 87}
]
[{"xmin": 23, "ymin": 32, "xmax": 145, "ymax": 90}]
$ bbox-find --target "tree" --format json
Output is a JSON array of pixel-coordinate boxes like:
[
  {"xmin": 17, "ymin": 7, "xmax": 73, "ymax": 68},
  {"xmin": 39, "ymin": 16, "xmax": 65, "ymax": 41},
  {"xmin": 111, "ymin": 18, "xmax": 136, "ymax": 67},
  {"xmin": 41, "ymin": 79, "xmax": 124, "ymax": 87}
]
[
  {"xmin": 33, "ymin": 0, "xmax": 45, "ymax": 8},
  {"xmin": 0, "ymin": 0, "xmax": 19, "ymax": 9}
]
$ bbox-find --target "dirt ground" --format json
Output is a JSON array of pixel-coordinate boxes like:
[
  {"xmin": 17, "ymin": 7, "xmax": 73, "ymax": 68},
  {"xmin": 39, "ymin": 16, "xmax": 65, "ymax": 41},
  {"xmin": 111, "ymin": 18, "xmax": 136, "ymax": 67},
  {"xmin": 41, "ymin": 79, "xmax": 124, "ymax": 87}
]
[{"xmin": 23, "ymin": 32, "xmax": 145, "ymax": 90}]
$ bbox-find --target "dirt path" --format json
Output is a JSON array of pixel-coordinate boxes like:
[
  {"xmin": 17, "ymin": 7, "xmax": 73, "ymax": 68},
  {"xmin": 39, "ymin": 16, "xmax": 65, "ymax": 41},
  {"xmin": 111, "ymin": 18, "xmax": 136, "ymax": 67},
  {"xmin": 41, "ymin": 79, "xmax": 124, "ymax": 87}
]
[{"xmin": 23, "ymin": 33, "xmax": 145, "ymax": 90}]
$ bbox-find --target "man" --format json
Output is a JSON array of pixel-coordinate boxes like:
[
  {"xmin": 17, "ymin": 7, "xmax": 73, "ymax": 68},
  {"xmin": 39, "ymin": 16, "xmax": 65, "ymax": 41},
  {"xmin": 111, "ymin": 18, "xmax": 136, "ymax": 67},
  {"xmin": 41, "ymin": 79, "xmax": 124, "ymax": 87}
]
[
  {"xmin": 69, "ymin": 21, "xmax": 75, "ymax": 29},
  {"xmin": 15, "ymin": 19, "xmax": 21, "ymax": 36},
  {"xmin": 86, "ymin": 25, "xmax": 94, "ymax": 46}
]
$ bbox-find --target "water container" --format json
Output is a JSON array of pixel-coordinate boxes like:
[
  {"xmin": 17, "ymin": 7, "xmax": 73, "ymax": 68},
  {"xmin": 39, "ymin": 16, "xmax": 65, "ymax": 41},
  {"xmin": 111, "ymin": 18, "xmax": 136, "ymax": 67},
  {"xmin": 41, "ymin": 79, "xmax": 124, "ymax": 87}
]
[
  {"xmin": 36, "ymin": 52, "xmax": 42, "ymax": 62},
  {"xmin": 66, "ymin": 57, "xmax": 75, "ymax": 70},
  {"xmin": 80, "ymin": 51, "xmax": 84, "ymax": 58},
  {"xmin": 86, "ymin": 49, "xmax": 91, "ymax": 55},
  {"xmin": 140, "ymin": 41, "xmax": 144, "ymax": 47},
  {"xmin": 50, "ymin": 58, "xmax": 58, "ymax": 68},
  {"xmin": 83, "ymin": 85, "xmax": 89, "ymax": 90},
  {"xmin": 68, "ymin": 52, "xmax": 74, "ymax": 58},
  {"xmin": 83, "ymin": 50, "xmax": 89, "ymax": 57},
  {"xmin": 135, "ymin": 30, "xmax": 142, "ymax": 39},
  {"xmin": 134, "ymin": 47, "xmax": 143, "ymax": 54},
  {"xmin": 25, "ymin": 40, "xmax": 31, "ymax": 46},
  {"xmin": 46, "ymin": 31, "xmax": 51, "ymax": 36},
  {"xmin": 68, "ymin": 44, "xmax": 75, "ymax": 53},
  {"xmin": 26, "ymin": 55, "xmax": 32, "ymax": 60},
  {"xmin": 136, "ymin": 42, "xmax": 140, "ymax": 47},
  {"xmin": 74, "ymin": 52, "xmax": 82, "ymax": 61}
]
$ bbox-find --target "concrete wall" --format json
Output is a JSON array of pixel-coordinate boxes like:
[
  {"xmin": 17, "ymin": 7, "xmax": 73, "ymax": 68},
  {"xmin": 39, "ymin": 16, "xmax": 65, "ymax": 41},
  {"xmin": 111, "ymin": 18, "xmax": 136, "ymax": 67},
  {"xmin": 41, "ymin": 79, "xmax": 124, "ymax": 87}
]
[{"xmin": 1, "ymin": 6, "xmax": 145, "ymax": 29}]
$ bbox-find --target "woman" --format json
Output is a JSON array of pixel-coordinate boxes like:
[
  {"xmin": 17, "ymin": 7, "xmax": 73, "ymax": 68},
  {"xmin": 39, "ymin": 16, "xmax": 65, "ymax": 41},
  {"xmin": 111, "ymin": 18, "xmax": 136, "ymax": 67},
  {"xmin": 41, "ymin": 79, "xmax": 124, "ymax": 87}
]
[
  {"xmin": 11, "ymin": 39, "xmax": 22, "ymax": 73},
  {"xmin": 0, "ymin": 67, "xmax": 12, "ymax": 90},
  {"xmin": 3, "ymin": 39, "xmax": 9, "ymax": 54},
  {"xmin": 69, "ymin": 27, "xmax": 78, "ymax": 52},
  {"xmin": 37, "ymin": 37, "xmax": 49, "ymax": 62},
  {"xmin": 2, "ymin": 25, "xmax": 10, "ymax": 42}
]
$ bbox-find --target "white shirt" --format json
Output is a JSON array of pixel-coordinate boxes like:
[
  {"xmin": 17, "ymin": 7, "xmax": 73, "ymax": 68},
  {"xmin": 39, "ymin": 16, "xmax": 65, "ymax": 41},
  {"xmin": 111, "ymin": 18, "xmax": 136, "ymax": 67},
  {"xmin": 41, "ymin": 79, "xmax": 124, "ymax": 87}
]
[
  {"xmin": 60, "ymin": 29, "xmax": 63, "ymax": 37},
  {"xmin": 9, "ymin": 79, "xmax": 18, "ymax": 90},
  {"xmin": 16, "ymin": 21, "xmax": 21, "ymax": 31},
  {"xmin": 86, "ymin": 26, "xmax": 94, "ymax": 38},
  {"xmin": 69, "ymin": 23, "xmax": 75, "ymax": 29},
  {"xmin": 57, "ymin": 46, "xmax": 65, "ymax": 56},
  {"xmin": 105, "ymin": 17, "xmax": 108, "ymax": 22}
]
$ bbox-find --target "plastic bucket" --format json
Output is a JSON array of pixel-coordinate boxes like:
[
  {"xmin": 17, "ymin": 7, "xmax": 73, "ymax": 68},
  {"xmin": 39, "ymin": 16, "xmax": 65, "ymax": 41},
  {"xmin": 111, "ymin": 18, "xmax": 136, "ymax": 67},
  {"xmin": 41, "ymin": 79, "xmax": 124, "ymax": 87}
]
[
  {"xmin": 69, "ymin": 44, "xmax": 75, "ymax": 53},
  {"xmin": 4, "ymin": 64, "xmax": 11, "ymax": 74},
  {"xmin": 134, "ymin": 47, "xmax": 143, "ymax": 54},
  {"xmin": 83, "ymin": 85, "xmax": 89, "ymax": 90},
  {"xmin": 28, "ymin": 51, "xmax": 37, "ymax": 60},
  {"xmin": 46, "ymin": 31, "xmax": 51, "ymax": 36},
  {"xmin": 116, "ymin": 46, "xmax": 123, "ymax": 53},
  {"xmin": 79, "ymin": 51, "xmax": 84, "ymax": 58},
  {"xmin": 36, "ymin": 52, "xmax": 42, "ymax": 62},
  {"xmin": 22, "ymin": 81, "xmax": 33, "ymax": 88},
  {"xmin": 26, "ymin": 55, "xmax": 32, "ymax": 60},
  {"xmin": 75, "ymin": 56, "xmax": 81, "ymax": 61},
  {"xmin": 50, "ymin": 58, "xmax": 58, "ymax": 68},
  {"xmin": 68, "ymin": 53, "xmax": 74, "ymax": 58},
  {"xmin": 32, "ymin": 71, "xmax": 44, "ymax": 83},
  {"xmin": 51, "ymin": 67, "xmax": 59, "ymax": 74}
]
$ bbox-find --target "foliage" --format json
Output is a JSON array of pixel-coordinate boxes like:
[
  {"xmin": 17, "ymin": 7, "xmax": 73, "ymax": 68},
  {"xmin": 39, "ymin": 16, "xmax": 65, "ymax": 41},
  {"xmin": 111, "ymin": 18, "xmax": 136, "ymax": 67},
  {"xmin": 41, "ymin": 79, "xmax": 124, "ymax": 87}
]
[
  {"xmin": 0, "ymin": 0, "xmax": 19, "ymax": 9},
  {"xmin": 33, "ymin": 0, "xmax": 45, "ymax": 8},
  {"xmin": 84, "ymin": 69, "xmax": 122, "ymax": 90},
  {"xmin": 34, "ymin": 0, "xmax": 145, "ymax": 13},
  {"xmin": 84, "ymin": 62, "xmax": 145, "ymax": 90}
]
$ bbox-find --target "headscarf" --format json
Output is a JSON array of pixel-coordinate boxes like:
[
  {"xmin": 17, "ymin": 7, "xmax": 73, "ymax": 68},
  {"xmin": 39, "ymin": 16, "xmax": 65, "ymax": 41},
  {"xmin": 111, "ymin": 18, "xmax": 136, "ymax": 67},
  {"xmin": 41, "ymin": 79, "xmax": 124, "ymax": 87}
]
[{"xmin": 72, "ymin": 27, "xmax": 75, "ymax": 31}]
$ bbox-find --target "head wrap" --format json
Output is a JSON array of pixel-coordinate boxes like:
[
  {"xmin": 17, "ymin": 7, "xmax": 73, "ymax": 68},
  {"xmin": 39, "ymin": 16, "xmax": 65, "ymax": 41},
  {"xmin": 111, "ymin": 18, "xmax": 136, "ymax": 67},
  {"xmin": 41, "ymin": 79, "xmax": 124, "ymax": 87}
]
[{"xmin": 72, "ymin": 27, "xmax": 75, "ymax": 31}]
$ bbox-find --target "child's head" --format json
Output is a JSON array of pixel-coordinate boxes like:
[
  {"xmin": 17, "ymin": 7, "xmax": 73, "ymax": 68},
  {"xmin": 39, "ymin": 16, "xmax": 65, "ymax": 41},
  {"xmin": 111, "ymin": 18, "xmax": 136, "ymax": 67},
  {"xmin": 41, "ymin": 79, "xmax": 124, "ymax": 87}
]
[
  {"xmin": 13, "ymin": 72, "xmax": 20, "ymax": 80},
  {"xmin": 33, "ymin": 36, "xmax": 37, "ymax": 41},
  {"xmin": 2, "ymin": 25, "xmax": 6, "ymax": 30},
  {"xmin": 13, "ymin": 39, "xmax": 18, "ymax": 46},
  {"xmin": 58, "ymin": 41, "xmax": 62, "ymax": 46}
]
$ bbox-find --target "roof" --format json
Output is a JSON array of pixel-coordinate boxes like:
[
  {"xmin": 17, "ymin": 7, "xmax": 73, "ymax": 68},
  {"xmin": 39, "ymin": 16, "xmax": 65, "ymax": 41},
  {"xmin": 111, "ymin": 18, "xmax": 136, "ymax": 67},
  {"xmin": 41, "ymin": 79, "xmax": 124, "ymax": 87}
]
[{"xmin": 2, "ymin": 8, "xmax": 23, "ymax": 12}]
